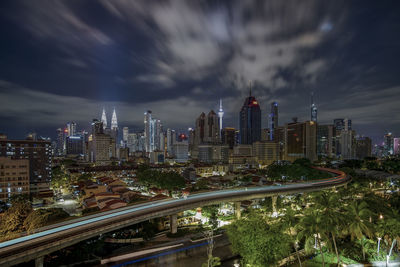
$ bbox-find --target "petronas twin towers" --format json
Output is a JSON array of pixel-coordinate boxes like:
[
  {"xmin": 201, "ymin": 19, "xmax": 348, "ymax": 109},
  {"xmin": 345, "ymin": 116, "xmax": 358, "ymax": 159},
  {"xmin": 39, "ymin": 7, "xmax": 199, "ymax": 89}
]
[{"xmin": 101, "ymin": 108, "xmax": 118, "ymax": 130}]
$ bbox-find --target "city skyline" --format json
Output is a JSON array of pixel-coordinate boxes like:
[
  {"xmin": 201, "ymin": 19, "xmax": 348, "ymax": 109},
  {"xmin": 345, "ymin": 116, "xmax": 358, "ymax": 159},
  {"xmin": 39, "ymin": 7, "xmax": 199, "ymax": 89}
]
[{"xmin": 1, "ymin": 1, "xmax": 400, "ymax": 142}]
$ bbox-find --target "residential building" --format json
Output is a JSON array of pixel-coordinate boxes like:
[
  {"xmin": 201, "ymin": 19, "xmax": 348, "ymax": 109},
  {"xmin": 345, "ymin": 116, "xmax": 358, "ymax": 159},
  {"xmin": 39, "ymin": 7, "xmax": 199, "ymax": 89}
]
[
  {"xmin": 0, "ymin": 157, "xmax": 30, "ymax": 202},
  {"xmin": 0, "ymin": 137, "xmax": 52, "ymax": 197}
]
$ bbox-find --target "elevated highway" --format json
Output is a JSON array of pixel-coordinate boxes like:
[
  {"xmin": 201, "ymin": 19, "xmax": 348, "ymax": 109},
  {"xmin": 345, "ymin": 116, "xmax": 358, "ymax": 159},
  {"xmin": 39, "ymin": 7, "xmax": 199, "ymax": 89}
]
[{"xmin": 0, "ymin": 168, "xmax": 350, "ymax": 266}]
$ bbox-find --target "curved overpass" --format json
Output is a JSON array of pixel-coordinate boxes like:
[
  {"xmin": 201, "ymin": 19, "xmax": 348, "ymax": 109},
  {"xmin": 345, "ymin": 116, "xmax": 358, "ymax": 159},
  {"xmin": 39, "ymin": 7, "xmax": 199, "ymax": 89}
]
[{"xmin": 0, "ymin": 168, "xmax": 349, "ymax": 266}]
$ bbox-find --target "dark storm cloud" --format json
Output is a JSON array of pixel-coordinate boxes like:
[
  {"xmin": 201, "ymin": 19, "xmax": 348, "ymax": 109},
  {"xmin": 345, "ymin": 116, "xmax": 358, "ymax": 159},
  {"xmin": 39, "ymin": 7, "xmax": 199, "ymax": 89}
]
[{"xmin": 0, "ymin": 0, "xmax": 399, "ymax": 141}]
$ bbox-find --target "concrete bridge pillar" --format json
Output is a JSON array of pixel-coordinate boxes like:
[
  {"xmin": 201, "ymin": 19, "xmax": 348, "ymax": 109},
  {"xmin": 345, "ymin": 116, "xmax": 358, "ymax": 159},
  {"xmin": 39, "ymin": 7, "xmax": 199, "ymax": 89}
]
[
  {"xmin": 170, "ymin": 214, "xmax": 177, "ymax": 234},
  {"xmin": 272, "ymin": 196, "xmax": 278, "ymax": 213},
  {"xmin": 234, "ymin": 201, "xmax": 241, "ymax": 219},
  {"xmin": 35, "ymin": 256, "xmax": 44, "ymax": 267}
]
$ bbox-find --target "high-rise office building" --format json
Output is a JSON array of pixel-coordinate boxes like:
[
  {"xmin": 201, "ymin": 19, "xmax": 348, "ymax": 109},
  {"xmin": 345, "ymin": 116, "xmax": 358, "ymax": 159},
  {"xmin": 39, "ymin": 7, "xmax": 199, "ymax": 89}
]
[
  {"xmin": 310, "ymin": 92, "xmax": 317, "ymax": 122},
  {"xmin": 155, "ymin": 119, "xmax": 163, "ymax": 151},
  {"xmin": 56, "ymin": 128, "xmax": 65, "ymax": 156},
  {"xmin": 340, "ymin": 130, "xmax": 356, "ymax": 159},
  {"xmin": 0, "ymin": 137, "xmax": 52, "ymax": 197},
  {"xmin": 252, "ymin": 141, "xmax": 280, "ymax": 166},
  {"xmin": 284, "ymin": 120, "xmax": 317, "ymax": 162},
  {"xmin": 173, "ymin": 141, "xmax": 189, "ymax": 162},
  {"xmin": 334, "ymin": 118, "xmax": 352, "ymax": 131},
  {"xmin": 66, "ymin": 135, "xmax": 84, "ymax": 155},
  {"xmin": 333, "ymin": 118, "xmax": 352, "ymax": 158},
  {"xmin": 205, "ymin": 110, "xmax": 220, "ymax": 143},
  {"xmin": 384, "ymin": 133, "xmax": 394, "ymax": 156},
  {"xmin": 198, "ymin": 144, "xmax": 229, "ymax": 163},
  {"xmin": 192, "ymin": 110, "xmax": 221, "ymax": 158},
  {"xmin": 239, "ymin": 91, "xmax": 261, "ymax": 144},
  {"xmin": 167, "ymin": 128, "xmax": 174, "ymax": 156},
  {"xmin": 101, "ymin": 108, "xmax": 108, "ymax": 130},
  {"xmin": 144, "ymin": 111, "xmax": 154, "ymax": 153},
  {"xmin": 394, "ymin": 138, "xmax": 400, "ymax": 155},
  {"xmin": 66, "ymin": 122, "xmax": 77, "ymax": 137},
  {"xmin": 221, "ymin": 127, "xmax": 236, "ymax": 149},
  {"xmin": 268, "ymin": 102, "xmax": 278, "ymax": 140},
  {"xmin": 195, "ymin": 112, "xmax": 206, "ymax": 146},
  {"xmin": 88, "ymin": 120, "xmax": 116, "ymax": 164},
  {"xmin": 218, "ymin": 99, "xmax": 224, "ymax": 133},
  {"xmin": 127, "ymin": 133, "xmax": 138, "ymax": 153},
  {"xmin": 123, "ymin": 127, "xmax": 129, "ymax": 144},
  {"xmin": 317, "ymin": 125, "xmax": 334, "ymax": 158},
  {"xmin": 111, "ymin": 108, "xmax": 118, "ymax": 130},
  {"xmin": 356, "ymin": 136, "xmax": 372, "ymax": 159}
]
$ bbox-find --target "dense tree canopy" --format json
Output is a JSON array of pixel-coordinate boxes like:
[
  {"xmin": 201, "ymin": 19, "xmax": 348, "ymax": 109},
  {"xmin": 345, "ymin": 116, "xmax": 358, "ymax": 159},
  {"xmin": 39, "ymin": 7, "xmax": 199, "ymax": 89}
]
[
  {"xmin": 136, "ymin": 169, "xmax": 185, "ymax": 192},
  {"xmin": 227, "ymin": 211, "xmax": 291, "ymax": 267}
]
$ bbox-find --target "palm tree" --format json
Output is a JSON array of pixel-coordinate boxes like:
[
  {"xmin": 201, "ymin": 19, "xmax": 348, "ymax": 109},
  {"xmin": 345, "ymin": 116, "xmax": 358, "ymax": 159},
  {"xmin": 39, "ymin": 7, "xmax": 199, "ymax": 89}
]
[
  {"xmin": 296, "ymin": 210, "xmax": 326, "ymax": 267},
  {"xmin": 313, "ymin": 191, "xmax": 344, "ymax": 266},
  {"xmin": 345, "ymin": 201, "xmax": 373, "ymax": 261},
  {"xmin": 281, "ymin": 206, "xmax": 302, "ymax": 267}
]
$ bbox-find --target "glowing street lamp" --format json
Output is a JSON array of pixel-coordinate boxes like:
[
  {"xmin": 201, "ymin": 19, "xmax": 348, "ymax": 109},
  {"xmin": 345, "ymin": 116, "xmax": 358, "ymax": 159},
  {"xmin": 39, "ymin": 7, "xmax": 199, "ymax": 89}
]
[
  {"xmin": 314, "ymin": 234, "xmax": 318, "ymax": 249},
  {"xmin": 377, "ymin": 237, "xmax": 381, "ymax": 254}
]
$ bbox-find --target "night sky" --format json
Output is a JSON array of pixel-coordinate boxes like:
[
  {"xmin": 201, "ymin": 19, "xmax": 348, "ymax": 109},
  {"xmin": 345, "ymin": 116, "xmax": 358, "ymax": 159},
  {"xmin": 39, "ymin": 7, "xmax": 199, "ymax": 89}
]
[{"xmin": 1, "ymin": 1, "xmax": 399, "ymax": 143}]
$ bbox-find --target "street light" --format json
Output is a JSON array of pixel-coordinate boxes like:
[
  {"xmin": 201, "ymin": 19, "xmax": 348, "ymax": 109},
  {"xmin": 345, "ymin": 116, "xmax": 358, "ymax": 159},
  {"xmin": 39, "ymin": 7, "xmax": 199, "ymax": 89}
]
[
  {"xmin": 377, "ymin": 237, "xmax": 381, "ymax": 254},
  {"xmin": 314, "ymin": 234, "xmax": 318, "ymax": 249}
]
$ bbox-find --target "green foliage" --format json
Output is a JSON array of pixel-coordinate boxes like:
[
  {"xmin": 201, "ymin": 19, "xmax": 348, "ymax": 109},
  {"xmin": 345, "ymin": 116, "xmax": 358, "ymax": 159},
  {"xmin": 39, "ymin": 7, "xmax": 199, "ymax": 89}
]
[
  {"xmin": 193, "ymin": 179, "xmax": 209, "ymax": 191},
  {"xmin": 344, "ymin": 201, "xmax": 373, "ymax": 240},
  {"xmin": 60, "ymin": 159, "xmax": 77, "ymax": 166},
  {"xmin": 340, "ymin": 160, "xmax": 363, "ymax": 169},
  {"xmin": 293, "ymin": 158, "xmax": 312, "ymax": 167},
  {"xmin": 202, "ymin": 205, "xmax": 218, "ymax": 230},
  {"xmin": 24, "ymin": 208, "xmax": 69, "ymax": 233},
  {"xmin": 140, "ymin": 221, "xmax": 158, "ymax": 241},
  {"xmin": 136, "ymin": 169, "xmax": 185, "ymax": 191},
  {"xmin": 51, "ymin": 166, "xmax": 71, "ymax": 189},
  {"xmin": 0, "ymin": 196, "xmax": 32, "ymax": 239},
  {"xmin": 202, "ymin": 256, "xmax": 221, "ymax": 267},
  {"xmin": 240, "ymin": 175, "xmax": 252, "ymax": 183},
  {"xmin": 266, "ymin": 162, "xmax": 330, "ymax": 181},
  {"xmin": 227, "ymin": 212, "xmax": 291, "ymax": 267}
]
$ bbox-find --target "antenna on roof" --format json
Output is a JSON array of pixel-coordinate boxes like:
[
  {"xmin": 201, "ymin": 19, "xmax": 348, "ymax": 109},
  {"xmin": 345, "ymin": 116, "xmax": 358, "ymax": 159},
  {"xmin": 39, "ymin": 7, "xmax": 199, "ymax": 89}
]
[{"xmin": 249, "ymin": 80, "xmax": 253, "ymax": 96}]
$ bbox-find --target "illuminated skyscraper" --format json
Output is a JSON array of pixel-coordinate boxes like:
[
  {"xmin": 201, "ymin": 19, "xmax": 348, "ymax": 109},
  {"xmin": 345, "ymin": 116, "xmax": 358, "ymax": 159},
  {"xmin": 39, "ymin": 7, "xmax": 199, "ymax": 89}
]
[
  {"xmin": 101, "ymin": 108, "xmax": 107, "ymax": 129},
  {"xmin": 144, "ymin": 111, "xmax": 154, "ymax": 152},
  {"xmin": 218, "ymin": 99, "xmax": 224, "ymax": 132},
  {"xmin": 66, "ymin": 122, "xmax": 77, "ymax": 137},
  {"xmin": 123, "ymin": 127, "xmax": 129, "ymax": 143},
  {"xmin": 268, "ymin": 101, "xmax": 278, "ymax": 140},
  {"xmin": 111, "ymin": 108, "xmax": 118, "ymax": 130},
  {"xmin": 284, "ymin": 120, "xmax": 317, "ymax": 162},
  {"xmin": 394, "ymin": 138, "xmax": 400, "ymax": 155},
  {"xmin": 205, "ymin": 110, "xmax": 220, "ymax": 143},
  {"xmin": 239, "ymin": 87, "xmax": 261, "ymax": 144},
  {"xmin": 56, "ymin": 128, "xmax": 64, "ymax": 156},
  {"xmin": 311, "ymin": 92, "xmax": 317, "ymax": 122},
  {"xmin": 155, "ymin": 119, "xmax": 163, "ymax": 151},
  {"xmin": 384, "ymin": 132, "xmax": 394, "ymax": 156}
]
